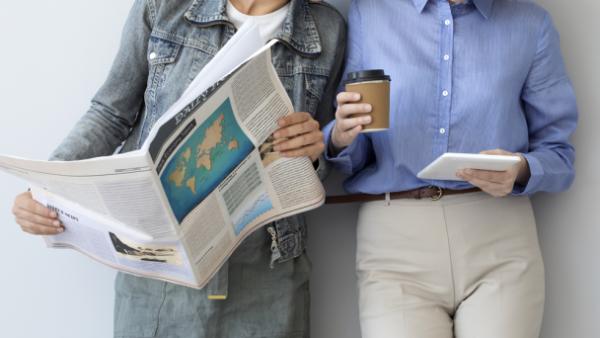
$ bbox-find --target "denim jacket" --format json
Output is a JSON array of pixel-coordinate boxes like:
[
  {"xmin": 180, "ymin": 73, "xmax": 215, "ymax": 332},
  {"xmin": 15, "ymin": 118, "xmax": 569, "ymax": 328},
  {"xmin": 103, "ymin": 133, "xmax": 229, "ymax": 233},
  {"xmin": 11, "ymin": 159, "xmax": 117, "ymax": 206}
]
[{"xmin": 50, "ymin": 0, "xmax": 346, "ymax": 291}]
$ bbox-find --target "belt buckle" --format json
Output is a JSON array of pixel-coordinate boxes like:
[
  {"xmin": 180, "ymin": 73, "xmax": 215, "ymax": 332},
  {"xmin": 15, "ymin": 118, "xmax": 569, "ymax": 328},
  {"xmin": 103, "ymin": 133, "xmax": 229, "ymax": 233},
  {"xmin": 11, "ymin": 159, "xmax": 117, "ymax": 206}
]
[{"xmin": 429, "ymin": 186, "xmax": 444, "ymax": 201}]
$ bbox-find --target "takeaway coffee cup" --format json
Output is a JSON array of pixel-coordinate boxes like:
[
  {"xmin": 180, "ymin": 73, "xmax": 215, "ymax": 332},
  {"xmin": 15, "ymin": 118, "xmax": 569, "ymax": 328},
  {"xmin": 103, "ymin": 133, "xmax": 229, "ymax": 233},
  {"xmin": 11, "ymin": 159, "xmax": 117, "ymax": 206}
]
[{"xmin": 344, "ymin": 69, "xmax": 391, "ymax": 132}]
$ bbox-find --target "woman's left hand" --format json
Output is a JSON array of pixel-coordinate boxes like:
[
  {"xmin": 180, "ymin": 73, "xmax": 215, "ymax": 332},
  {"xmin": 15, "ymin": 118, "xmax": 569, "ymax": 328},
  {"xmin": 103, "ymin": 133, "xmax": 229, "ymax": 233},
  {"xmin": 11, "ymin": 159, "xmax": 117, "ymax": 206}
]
[
  {"xmin": 456, "ymin": 149, "xmax": 531, "ymax": 197},
  {"xmin": 272, "ymin": 112, "xmax": 324, "ymax": 162}
]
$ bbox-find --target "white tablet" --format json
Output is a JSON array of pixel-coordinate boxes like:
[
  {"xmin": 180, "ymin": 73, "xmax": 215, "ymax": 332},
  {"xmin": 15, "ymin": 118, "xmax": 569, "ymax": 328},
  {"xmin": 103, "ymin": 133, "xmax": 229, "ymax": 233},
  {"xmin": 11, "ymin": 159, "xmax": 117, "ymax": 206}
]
[{"xmin": 417, "ymin": 153, "xmax": 521, "ymax": 181}]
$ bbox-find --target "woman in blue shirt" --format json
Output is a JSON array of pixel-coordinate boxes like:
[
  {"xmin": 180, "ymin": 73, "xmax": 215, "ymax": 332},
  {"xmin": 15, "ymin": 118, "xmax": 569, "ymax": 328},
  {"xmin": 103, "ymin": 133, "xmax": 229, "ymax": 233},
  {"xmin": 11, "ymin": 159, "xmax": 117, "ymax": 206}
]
[{"xmin": 325, "ymin": 0, "xmax": 577, "ymax": 337}]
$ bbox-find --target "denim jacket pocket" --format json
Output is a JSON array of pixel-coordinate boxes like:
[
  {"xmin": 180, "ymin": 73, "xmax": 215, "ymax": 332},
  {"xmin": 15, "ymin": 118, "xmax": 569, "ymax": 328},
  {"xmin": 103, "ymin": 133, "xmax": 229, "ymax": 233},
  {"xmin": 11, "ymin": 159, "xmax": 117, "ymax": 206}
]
[
  {"xmin": 147, "ymin": 36, "xmax": 181, "ymax": 66},
  {"xmin": 141, "ymin": 36, "xmax": 182, "ymax": 141},
  {"xmin": 146, "ymin": 35, "xmax": 182, "ymax": 95},
  {"xmin": 304, "ymin": 72, "xmax": 328, "ymax": 114},
  {"xmin": 277, "ymin": 67, "xmax": 329, "ymax": 115}
]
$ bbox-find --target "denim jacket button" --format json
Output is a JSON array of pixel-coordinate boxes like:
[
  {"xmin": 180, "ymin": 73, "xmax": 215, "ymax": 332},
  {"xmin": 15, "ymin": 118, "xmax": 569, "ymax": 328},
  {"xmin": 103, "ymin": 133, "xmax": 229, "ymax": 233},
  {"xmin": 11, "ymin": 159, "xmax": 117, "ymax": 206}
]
[{"xmin": 149, "ymin": 52, "xmax": 157, "ymax": 60}]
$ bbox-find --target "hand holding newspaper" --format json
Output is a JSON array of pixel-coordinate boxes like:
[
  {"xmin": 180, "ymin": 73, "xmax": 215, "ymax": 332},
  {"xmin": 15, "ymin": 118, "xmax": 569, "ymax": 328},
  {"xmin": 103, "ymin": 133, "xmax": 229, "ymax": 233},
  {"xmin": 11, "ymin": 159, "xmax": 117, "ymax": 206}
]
[{"xmin": 0, "ymin": 22, "xmax": 325, "ymax": 289}]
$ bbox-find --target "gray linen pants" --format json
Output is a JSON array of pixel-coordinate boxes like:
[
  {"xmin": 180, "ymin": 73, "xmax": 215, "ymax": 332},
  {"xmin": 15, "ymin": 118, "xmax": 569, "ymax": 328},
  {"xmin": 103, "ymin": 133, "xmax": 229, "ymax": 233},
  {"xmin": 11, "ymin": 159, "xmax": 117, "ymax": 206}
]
[
  {"xmin": 113, "ymin": 230, "xmax": 310, "ymax": 338},
  {"xmin": 357, "ymin": 192, "xmax": 545, "ymax": 338}
]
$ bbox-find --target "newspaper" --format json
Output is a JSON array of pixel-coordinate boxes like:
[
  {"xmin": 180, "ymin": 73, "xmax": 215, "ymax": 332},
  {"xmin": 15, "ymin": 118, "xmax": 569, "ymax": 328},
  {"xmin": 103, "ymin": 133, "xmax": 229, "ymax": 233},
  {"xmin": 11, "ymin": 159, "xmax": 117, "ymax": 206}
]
[{"xmin": 0, "ymin": 22, "xmax": 325, "ymax": 289}]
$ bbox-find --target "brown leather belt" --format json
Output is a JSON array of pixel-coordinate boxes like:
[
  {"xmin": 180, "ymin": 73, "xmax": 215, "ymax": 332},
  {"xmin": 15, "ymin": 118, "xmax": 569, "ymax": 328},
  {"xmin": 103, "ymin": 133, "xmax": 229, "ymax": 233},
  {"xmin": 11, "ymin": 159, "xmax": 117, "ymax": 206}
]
[{"xmin": 325, "ymin": 186, "xmax": 481, "ymax": 204}]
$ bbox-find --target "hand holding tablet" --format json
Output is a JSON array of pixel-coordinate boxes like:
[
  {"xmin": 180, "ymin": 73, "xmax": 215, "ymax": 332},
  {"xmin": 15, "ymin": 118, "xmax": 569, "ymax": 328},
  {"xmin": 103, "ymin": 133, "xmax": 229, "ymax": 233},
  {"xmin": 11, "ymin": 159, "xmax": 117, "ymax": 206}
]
[{"xmin": 418, "ymin": 152, "xmax": 522, "ymax": 181}]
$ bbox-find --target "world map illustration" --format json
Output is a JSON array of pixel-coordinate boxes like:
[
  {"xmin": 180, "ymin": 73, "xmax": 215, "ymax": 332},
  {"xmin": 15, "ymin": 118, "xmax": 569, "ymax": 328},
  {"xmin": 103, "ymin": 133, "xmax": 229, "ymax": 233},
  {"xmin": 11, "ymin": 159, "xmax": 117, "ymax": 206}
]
[{"xmin": 160, "ymin": 99, "xmax": 253, "ymax": 222}]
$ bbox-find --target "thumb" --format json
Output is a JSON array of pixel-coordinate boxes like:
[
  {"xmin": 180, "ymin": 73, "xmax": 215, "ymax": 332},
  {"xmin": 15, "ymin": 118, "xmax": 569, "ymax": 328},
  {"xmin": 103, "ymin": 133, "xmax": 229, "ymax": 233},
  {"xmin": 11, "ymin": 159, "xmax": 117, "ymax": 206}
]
[{"xmin": 480, "ymin": 149, "xmax": 512, "ymax": 156}]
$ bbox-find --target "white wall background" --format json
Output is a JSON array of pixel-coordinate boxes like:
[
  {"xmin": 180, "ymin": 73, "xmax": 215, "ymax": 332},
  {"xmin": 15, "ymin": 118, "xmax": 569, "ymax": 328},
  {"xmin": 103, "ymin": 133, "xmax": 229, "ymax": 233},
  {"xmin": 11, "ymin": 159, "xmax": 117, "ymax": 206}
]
[
  {"xmin": 0, "ymin": 2, "xmax": 130, "ymax": 338},
  {"xmin": 0, "ymin": 1, "xmax": 597, "ymax": 338}
]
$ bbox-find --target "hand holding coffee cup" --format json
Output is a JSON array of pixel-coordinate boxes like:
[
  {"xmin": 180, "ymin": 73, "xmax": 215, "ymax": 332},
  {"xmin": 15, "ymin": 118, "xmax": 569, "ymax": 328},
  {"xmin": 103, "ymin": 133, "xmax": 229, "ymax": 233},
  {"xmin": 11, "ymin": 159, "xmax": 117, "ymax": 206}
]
[
  {"xmin": 331, "ymin": 69, "xmax": 391, "ymax": 152},
  {"xmin": 331, "ymin": 92, "xmax": 372, "ymax": 151}
]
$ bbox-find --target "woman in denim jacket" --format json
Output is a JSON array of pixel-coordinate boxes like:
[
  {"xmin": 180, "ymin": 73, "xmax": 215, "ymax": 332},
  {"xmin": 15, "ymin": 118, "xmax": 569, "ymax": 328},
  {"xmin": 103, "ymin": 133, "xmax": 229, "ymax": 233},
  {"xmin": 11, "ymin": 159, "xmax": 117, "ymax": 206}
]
[{"xmin": 11, "ymin": 1, "xmax": 346, "ymax": 337}]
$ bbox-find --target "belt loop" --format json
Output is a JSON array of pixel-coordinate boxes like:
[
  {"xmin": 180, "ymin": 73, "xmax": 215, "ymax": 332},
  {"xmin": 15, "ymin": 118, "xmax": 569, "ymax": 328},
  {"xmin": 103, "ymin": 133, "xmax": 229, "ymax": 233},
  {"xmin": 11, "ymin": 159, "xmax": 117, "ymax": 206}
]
[{"xmin": 385, "ymin": 192, "xmax": 391, "ymax": 206}]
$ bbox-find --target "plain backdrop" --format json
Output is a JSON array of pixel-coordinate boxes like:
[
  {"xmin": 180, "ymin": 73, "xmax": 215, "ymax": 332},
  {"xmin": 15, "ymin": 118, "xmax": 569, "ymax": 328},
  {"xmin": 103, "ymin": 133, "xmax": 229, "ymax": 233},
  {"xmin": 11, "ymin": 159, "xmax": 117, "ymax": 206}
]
[{"xmin": 0, "ymin": 1, "xmax": 597, "ymax": 338}]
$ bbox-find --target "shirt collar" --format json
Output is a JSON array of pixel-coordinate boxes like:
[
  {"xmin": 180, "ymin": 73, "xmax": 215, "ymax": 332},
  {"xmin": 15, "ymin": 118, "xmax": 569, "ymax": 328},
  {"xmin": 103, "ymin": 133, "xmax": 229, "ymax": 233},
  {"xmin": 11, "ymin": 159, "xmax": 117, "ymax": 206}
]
[
  {"xmin": 184, "ymin": 0, "xmax": 322, "ymax": 56},
  {"xmin": 411, "ymin": 0, "xmax": 494, "ymax": 19}
]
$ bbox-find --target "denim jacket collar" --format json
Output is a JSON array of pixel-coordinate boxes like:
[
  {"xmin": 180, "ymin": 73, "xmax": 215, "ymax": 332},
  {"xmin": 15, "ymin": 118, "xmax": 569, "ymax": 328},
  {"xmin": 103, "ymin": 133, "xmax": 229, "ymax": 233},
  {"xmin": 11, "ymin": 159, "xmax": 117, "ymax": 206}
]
[{"xmin": 184, "ymin": 0, "xmax": 322, "ymax": 56}]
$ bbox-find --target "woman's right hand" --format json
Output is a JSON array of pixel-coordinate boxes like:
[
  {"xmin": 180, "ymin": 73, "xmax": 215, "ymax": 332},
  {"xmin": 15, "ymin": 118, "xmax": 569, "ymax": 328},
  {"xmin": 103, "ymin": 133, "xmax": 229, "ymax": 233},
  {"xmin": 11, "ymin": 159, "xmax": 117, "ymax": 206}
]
[
  {"xmin": 330, "ymin": 92, "xmax": 373, "ymax": 153},
  {"xmin": 12, "ymin": 191, "xmax": 64, "ymax": 235}
]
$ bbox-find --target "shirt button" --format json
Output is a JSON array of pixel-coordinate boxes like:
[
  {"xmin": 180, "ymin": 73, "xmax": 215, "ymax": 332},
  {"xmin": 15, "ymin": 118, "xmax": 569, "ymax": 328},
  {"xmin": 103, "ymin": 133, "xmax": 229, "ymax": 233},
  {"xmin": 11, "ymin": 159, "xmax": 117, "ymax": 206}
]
[
  {"xmin": 440, "ymin": 128, "xmax": 446, "ymax": 135},
  {"xmin": 444, "ymin": 19, "xmax": 451, "ymax": 26},
  {"xmin": 149, "ymin": 52, "xmax": 157, "ymax": 60},
  {"xmin": 442, "ymin": 90, "xmax": 449, "ymax": 97},
  {"xmin": 443, "ymin": 54, "xmax": 450, "ymax": 61}
]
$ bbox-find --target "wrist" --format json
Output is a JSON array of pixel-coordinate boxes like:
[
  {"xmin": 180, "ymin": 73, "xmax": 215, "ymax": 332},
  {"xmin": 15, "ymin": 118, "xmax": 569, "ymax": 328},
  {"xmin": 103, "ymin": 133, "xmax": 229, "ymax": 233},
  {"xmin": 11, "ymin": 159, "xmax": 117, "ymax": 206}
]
[
  {"xmin": 515, "ymin": 154, "xmax": 531, "ymax": 186},
  {"xmin": 329, "ymin": 128, "xmax": 346, "ymax": 156},
  {"xmin": 328, "ymin": 140, "xmax": 345, "ymax": 157}
]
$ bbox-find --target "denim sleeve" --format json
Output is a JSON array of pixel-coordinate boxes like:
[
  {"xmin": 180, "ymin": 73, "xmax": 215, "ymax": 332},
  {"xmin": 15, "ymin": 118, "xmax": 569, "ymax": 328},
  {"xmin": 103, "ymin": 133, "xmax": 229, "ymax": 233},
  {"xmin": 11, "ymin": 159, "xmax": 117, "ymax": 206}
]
[
  {"xmin": 315, "ymin": 12, "xmax": 347, "ymax": 128},
  {"xmin": 50, "ymin": 0, "xmax": 153, "ymax": 161},
  {"xmin": 312, "ymin": 6, "xmax": 347, "ymax": 182},
  {"xmin": 515, "ymin": 12, "xmax": 578, "ymax": 195}
]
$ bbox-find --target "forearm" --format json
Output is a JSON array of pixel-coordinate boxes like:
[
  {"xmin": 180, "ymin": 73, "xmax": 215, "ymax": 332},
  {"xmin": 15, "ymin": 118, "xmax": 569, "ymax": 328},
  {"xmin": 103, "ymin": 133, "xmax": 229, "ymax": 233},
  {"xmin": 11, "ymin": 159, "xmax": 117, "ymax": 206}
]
[
  {"xmin": 50, "ymin": 0, "xmax": 152, "ymax": 161},
  {"xmin": 517, "ymin": 12, "xmax": 578, "ymax": 195},
  {"xmin": 50, "ymin": 101, "xmax": 140, "ymax": 161}
]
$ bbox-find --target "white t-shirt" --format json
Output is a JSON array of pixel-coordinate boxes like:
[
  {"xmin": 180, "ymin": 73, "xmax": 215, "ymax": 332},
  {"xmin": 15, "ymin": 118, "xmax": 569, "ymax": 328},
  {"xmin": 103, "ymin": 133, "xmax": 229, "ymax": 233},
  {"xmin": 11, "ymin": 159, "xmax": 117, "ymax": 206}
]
[{"xmin": 226, "ymin": 1, "xmax": 290, "ymax": 42}]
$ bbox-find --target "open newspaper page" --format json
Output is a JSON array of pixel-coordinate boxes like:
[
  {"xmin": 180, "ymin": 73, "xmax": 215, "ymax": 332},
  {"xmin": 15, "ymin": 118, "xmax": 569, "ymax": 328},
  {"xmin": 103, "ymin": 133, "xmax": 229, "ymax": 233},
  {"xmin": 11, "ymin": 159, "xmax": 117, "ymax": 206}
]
[
  {"xmin": 0, "ymin": 152, "xmax": 196, "ymax": 286},
  {"xmin": 148, "ymin": 47, "xmax": 325, "ymax": 288},
  {"xmin": 0, "ymin": 152, "xmax": 198, "ymax": 285},
  {"xmin": 32, "ymin": 188, "xmax": 197, "ymax": 286},
  {"xmin": 0, "ymin": 152, "xmax": 176, "ymax": 239}
]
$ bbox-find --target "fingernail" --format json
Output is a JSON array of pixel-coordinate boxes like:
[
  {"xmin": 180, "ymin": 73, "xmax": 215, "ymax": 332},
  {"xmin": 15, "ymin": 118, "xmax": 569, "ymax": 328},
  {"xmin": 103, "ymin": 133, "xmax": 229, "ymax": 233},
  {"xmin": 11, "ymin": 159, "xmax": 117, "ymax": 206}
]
[
  {"xmin": 353, "ymin": 93, "xmax": 361, "ymax": 100},
  {"xmin": 57, "ymin": 227, "xmax": 64, "ymax": 233},
  {"xmin": 278, "ymin": 118, "xmax": 286, "ymax": 127},
  {"xmin": 50, "ymin": 212, "xmax": 58, "ymax": 218},
  {"xmin": 273, "ymin": 132, "xmax": 281, "ymax": 138},
  {"xmin": 365, "ymin": 104, "xmax": 372, "ymax": 112},
  {"xmin": 464, "ymin": 169, "xmax": 473, "ymax": 175},
  {"xmin": 364, "ymin": 116, "xmax": 372, "ymax": 123},
  {"xmin": 53, "ymin": 220, "xmax": 61, "ymax": 227}
]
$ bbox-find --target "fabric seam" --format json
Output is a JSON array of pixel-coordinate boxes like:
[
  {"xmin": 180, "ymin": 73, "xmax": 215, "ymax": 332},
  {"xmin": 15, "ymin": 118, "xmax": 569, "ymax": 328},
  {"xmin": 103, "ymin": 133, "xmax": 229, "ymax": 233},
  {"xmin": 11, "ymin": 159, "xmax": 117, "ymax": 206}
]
[
  {"xmin": 441, "ymin": 205, "xmax": 458, "ymax": 311},
  {"xmin": 152, "ymin": 282, "xmax": 169, "ymax": 336}
]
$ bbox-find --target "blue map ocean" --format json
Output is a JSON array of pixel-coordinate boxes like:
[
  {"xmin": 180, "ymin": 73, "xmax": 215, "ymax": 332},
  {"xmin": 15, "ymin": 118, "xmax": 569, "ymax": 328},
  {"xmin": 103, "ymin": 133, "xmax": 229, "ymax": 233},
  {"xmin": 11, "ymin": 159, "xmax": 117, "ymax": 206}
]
[
  {"xmin": 233, "ymin": 193, "xmax": 273, "ymax": 235},
  {"xmin": 160, "ymin": 99, "xmax": 254, "ymax": 223}
]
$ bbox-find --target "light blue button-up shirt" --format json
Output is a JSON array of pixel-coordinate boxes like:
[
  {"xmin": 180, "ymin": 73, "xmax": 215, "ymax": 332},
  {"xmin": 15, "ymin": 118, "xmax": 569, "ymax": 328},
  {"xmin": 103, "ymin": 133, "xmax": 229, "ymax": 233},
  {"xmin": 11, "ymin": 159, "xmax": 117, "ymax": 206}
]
[{"xmin": 323, "ymin": 0, "xmax": 577, "ymax": 195}]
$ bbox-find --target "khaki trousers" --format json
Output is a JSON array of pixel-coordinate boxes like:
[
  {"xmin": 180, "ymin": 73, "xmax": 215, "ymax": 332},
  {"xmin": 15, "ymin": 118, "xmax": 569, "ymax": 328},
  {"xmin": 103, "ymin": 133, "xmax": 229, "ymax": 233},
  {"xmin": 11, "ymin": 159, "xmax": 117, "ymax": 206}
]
[{"xmin": 356, "ymin": 193, "xmax": 545, "ymax": 338}]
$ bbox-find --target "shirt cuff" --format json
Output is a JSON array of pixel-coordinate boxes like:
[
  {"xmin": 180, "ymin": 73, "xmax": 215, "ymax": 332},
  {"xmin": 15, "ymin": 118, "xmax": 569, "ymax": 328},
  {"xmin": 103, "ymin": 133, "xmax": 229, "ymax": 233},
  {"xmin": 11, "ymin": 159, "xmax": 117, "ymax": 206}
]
[
  {"xmin": 323, "ymin": 121, "xmax": 363, "ymax": 174},
  {"xmin": 513, "ymin": 153, "xmax": 544, "ymax": 196}
]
